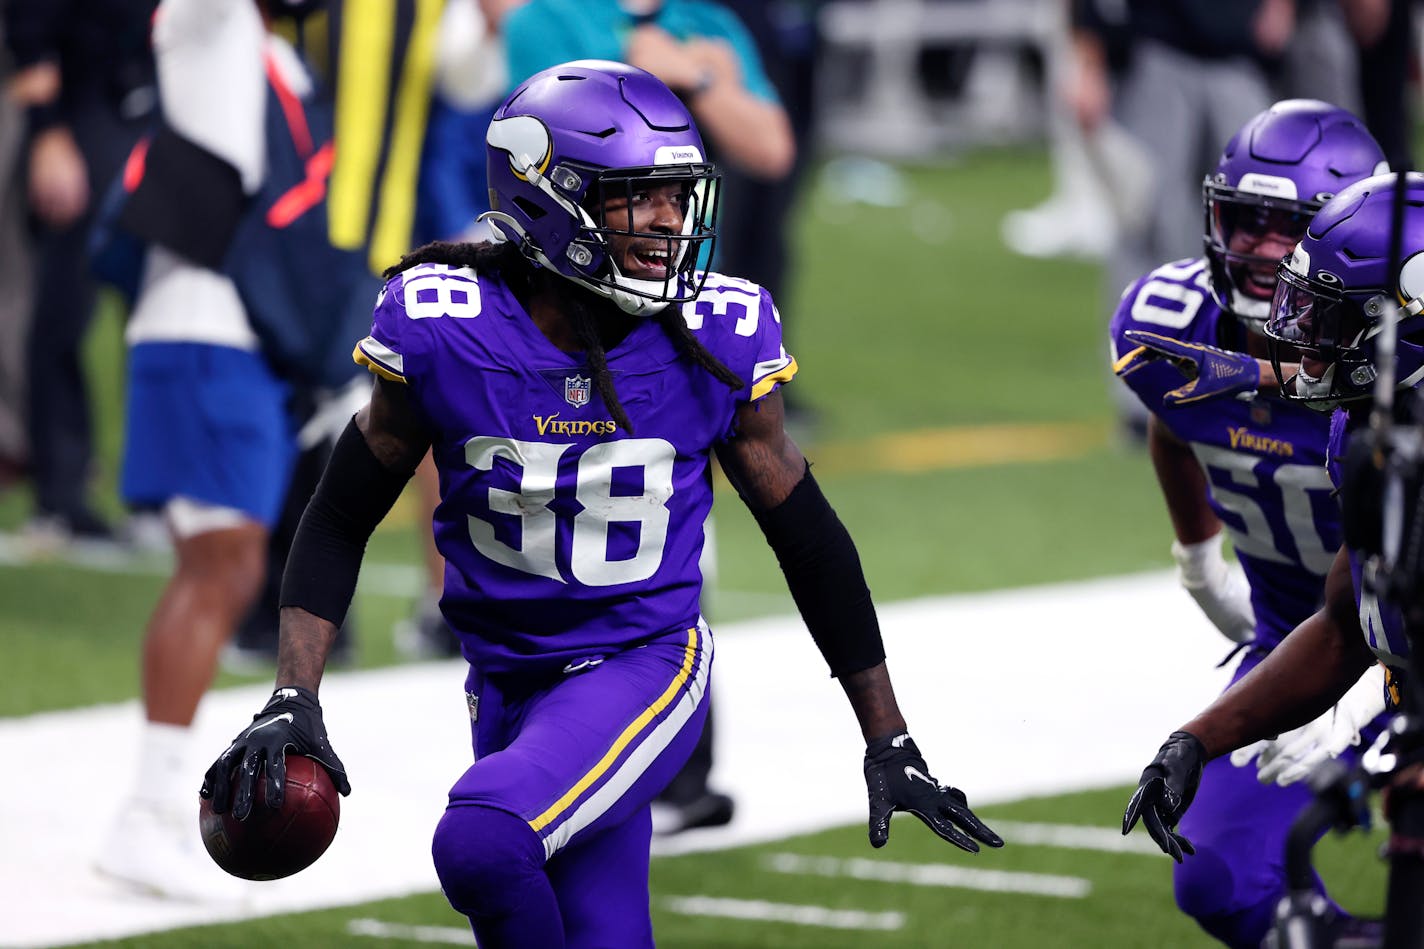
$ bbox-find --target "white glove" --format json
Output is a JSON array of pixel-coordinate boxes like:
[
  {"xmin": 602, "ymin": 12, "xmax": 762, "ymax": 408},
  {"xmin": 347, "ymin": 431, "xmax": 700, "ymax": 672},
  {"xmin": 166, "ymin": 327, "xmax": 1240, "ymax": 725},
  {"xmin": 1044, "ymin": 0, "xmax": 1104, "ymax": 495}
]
[
  {"xmin": 1172, "ymin": 533, "xmax": 1255, "ymax": 644},
  {"xmin": 1230, "ymin": 664, "xmax": 1389, "ymax": 786}
]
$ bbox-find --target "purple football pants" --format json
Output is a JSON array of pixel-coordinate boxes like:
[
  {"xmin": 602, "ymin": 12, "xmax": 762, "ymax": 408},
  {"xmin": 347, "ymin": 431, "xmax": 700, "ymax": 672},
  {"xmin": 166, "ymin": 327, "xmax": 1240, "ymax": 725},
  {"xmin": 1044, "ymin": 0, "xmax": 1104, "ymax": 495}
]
[
  {"xmin": 431, "ymin": 622, "xmax": 712, "ymax": 949},
  {"xmin": 1174, "ymin": 648, "xmax": 1383, "ymax": 948}
]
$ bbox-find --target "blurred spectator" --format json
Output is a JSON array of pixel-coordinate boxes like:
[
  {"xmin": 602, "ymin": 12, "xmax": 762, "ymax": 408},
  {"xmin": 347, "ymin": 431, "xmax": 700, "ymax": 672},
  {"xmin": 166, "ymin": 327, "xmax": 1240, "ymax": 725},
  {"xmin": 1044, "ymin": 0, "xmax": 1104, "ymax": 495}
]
[
  {"xmin": 325, "ymin": 0, "xmax": 443, "ymax": 276},
  {"xmin": 1281, "ymin": 0, "xmax": 1362, "ymax": 114},
  {"xmin": 1063, "ymin": 0, "xmax": 1284, "ymax": 441},
  {"xmin": 716, "ymin": 0, "xmax": 820, "ymax": 428},
  {"xmin": 2, "ymin": 0, "xmax": 159, "ymax": 543},
  {"xmin": 390, "ymin": 0, "xmax": 525, "ymax": 662},
  {"xmin": 1344, "ymin": 0, "xmax": 1415, "ymax": 171},
  {"xmin": 1069, "ymin": 0, "xmax": 1284, "ymax": 309},
  {"xmin": 502, "ymin": 0, "xmax": 794, "ymax": 181},
  {"xmin": 92, "ymin": 0, "xmax": 376, "ymax": 900},
  {"xmin": 415, "ymin": 0, "xmax": 523, "ymax": 246},
  {"xmin": 999, "ymin": 0, "xmax": 1150, "ymax": 263},
  {"xmin": 228, "ymin": 0, "xmax": 447, "ymax": 668},
  {"xmin": 0, "ymin": 29, "xmax": 34, "ymax": 486}
]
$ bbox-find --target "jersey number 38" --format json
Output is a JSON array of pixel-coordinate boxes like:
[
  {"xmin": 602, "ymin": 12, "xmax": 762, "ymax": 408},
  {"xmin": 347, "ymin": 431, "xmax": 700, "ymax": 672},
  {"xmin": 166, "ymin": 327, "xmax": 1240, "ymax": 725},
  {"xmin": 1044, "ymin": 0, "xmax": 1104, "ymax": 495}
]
[{"xmin": 463, "ymin": 435, "xmax": 675, "ymax": 587}]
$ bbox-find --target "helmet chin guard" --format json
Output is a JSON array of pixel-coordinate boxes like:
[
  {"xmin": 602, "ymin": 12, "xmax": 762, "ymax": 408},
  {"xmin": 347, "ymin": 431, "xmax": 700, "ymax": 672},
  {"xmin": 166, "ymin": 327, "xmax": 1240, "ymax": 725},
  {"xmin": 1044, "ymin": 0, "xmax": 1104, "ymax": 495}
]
[{"xmin": 482, "ymin": 60, "xmax": 720, "ymax": 316}]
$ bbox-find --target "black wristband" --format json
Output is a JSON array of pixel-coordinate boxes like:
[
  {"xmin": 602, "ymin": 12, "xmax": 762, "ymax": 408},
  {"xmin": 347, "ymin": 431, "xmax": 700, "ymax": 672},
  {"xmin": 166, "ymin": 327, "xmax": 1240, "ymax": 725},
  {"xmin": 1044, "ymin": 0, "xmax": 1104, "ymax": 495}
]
[
  {"xmin": 279, "ymin": 419, "xmax": 415, "ymax": 625},
  {"xmin": 751, "ymin": 465, "xmax": 886, "ymax": 678}
]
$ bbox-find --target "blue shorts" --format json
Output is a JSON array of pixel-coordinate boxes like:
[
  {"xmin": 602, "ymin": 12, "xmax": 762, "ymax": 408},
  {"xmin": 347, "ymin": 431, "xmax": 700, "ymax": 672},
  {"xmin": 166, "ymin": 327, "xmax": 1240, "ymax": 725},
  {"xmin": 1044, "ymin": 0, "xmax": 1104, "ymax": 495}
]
[{"xmin": 121, "ymin": 342, "xmax": 295, "ymax": 527}]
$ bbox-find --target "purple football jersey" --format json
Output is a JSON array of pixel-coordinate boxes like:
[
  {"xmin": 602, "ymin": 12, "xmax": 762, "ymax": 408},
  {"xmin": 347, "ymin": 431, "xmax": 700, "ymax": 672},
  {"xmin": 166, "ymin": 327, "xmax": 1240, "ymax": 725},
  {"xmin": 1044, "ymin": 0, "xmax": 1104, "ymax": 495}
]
[
  {"xmin": 1110, "ymin": 257, "xmax": 1341, "ymax": 647},
  {"xmin": 356, "ymin": 263, "xmax": 796, "ymax": 676},
  {"xmin": 1327, "ymin": 408, "xmax": 1410, "ymax": 666}
]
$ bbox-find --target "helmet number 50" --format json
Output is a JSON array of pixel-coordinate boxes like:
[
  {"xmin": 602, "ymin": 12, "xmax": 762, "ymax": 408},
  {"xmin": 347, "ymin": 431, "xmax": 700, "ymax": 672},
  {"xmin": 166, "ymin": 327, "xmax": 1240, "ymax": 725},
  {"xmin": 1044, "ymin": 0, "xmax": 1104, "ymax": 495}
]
[{"xmin": 463, "ymin": 436, "xmax": 674, "ymax": 586}]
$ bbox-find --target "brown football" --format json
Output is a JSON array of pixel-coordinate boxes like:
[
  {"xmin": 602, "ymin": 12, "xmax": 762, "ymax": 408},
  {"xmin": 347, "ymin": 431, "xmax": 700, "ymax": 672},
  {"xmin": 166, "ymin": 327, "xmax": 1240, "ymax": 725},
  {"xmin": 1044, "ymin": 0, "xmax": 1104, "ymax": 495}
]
[{"xmin": 198, "ymin": 753, "xmax": 341, "ymax": 880}]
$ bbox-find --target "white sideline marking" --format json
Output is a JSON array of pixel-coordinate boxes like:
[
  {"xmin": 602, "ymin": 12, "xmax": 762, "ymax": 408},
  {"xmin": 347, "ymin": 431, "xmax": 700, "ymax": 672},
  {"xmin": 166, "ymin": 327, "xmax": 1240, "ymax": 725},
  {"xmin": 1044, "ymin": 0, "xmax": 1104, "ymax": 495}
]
[
  {"xmin": 0, "ymin": 570, "xmax": 1235, "ymax": 949},
  {"xmin": 0, "ymin": 531, "xmax": 429, "ymax": 598},
  {"xmin": 766, "ymin": 853, "xmax": 1092, "ymax": 899},
  {"xmin": 662, "ymin": 895, "xmax": 904, "ymax": 931},
  {"xmin": 347, "ymin": 918, "xmax": 473, "ymax": 944},
  {"xmin": 992, "ymin": 820, "xmax": 1165, "ymax": 855}
]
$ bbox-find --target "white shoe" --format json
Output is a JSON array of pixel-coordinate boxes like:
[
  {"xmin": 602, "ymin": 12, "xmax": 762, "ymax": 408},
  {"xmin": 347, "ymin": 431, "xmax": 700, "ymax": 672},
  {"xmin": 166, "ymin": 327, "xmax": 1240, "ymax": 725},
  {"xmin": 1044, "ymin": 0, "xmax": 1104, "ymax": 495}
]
[
  {"xmin": 1000, "ymin": 199, "xmax": 1114, "ymax": 260},
  {"xmin": 95, "ymin": 801, "xmax": 254, "ymax": 905}
]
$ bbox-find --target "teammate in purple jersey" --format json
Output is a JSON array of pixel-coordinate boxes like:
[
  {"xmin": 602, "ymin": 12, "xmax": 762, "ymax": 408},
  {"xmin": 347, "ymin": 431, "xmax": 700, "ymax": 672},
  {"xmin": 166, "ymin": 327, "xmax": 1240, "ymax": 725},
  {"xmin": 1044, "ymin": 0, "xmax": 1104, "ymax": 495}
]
[
  {"xmin": 1110, "ymin": 100, "xmax": 1390, "ymax": 948},
  {"xmin": 1124, "ymin": 172, "xmax": 1424, "ymax": 937},
  {"xmin": 200, "ymin": 60, "xmax": 1002, "ymax": 948}
]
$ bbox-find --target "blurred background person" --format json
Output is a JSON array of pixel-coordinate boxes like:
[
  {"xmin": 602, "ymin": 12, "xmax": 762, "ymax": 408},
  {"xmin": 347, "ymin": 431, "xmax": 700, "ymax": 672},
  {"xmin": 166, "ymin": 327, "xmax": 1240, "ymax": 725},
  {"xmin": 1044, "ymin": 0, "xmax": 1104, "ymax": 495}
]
[
  {"xmin": 91, "ymin": 0, "xmax": 377, "ymax": 899},
  {"xmin": 1063, "ymin": 0, "xmax": 1288, "ymax": 442},
  {"xmin": 389, "ymin": 0, "xmax": 526, "ymax": 662},
  {"xmin": 3, "ymin": 0, "xmax": 159, "ymax": 545},
  {"xmin": 715, "ymin": 0, "xmax": 821, "ymax": 431},
  {"xmin": 0, "ymin": 27, "xmax": 36, "ymax": 488},
  {"xmin": 228, "ymin": 0, "xmax": 448, "ymax": 669},
  {"xmin": 502, "ymin": 0, "xmax": 793, "ymax": 181},
  {"xmin": 1343, "ymin": 0, "xmax": 1415, "ymax": 172}
]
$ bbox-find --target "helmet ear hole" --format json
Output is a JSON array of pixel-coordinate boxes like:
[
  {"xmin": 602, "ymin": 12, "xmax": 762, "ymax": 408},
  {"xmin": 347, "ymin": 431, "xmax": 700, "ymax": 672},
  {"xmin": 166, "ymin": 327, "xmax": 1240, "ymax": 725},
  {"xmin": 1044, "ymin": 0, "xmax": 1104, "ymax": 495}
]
[{"xmin": 513, "ymin": 196, "xmax": 547, "ymax": 220}]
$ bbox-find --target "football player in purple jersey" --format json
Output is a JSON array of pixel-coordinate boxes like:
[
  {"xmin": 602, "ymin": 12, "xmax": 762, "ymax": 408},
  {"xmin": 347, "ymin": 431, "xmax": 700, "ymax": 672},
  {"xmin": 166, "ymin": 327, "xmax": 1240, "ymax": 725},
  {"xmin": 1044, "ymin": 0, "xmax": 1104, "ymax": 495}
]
[
  {"xmin": 1123, "ymin": 172, "xmax": 1424, "ymax": 940},
  {"xmin": 1110, "ymin": 100, "xmax": 1390, "ymax": 948},
  {"xmin": 200, "ymin": 60, "xmax": 1001, "ymax": 947}
]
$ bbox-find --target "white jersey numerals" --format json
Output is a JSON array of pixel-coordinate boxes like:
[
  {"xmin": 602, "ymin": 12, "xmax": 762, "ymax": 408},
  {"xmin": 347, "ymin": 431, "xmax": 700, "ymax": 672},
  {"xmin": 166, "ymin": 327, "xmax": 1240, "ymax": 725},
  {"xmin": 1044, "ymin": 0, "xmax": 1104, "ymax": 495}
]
[
  {"xmin": 1129, "ymin": 260, "xmax": 1210, "ymax": 330},
  {"xmin": 462, "ymin": 436, "xmax": 676, "ymax": 586},
  {"xmin": 402, "ymin": 264, "xmax": 482, "ymax": 320},
  {"xmin": 1358, "ymin": 586, "xmax": 1407, "ymax": 666},
  {"xmin": 1191, "ymin": 444, "xmax": 1337, "ymax": 574}
]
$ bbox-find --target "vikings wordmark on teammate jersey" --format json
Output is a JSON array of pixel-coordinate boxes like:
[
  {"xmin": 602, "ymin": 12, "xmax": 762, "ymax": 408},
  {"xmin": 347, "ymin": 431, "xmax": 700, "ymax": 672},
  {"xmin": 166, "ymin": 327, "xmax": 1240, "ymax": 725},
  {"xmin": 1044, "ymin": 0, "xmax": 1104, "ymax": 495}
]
[{"xmin": 1110, "ymin": 257, "xmax": 1341, "ymax": 648}]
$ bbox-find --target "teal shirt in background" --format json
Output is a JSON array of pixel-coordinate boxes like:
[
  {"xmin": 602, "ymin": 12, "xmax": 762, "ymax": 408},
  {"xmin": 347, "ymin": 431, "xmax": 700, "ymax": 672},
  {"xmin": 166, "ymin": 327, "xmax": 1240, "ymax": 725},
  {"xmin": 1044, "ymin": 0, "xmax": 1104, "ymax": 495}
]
[{"xmin": 502, "ymin": 0, "xmax": 780, "ymax": 104}]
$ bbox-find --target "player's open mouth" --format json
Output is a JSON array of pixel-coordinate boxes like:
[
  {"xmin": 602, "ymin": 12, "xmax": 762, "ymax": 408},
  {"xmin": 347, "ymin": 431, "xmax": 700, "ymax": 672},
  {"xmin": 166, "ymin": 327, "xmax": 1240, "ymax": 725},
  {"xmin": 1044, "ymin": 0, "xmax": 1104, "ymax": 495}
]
[
  {"xmin": 1244, "ymin": 266, "xmax": 1278, "ymax": 296},
  {"xmin": 627, "ymin": 247, "xmax": 675, "ymax": 279}
]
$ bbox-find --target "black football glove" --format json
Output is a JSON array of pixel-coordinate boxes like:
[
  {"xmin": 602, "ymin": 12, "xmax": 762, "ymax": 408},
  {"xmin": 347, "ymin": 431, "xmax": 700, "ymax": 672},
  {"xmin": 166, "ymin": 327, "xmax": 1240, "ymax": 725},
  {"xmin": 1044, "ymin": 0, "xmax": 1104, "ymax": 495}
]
[
  {"xmin": 200, "ymin": 686, "xmax": 351, "ymax": 820},
  {"xmin": 1121, "ymin": 730, "xmax": 1206, "ymax": 862},
  {"xmin": 864, "ymin": 732, "xmax": 1004, "ymax": 853}
]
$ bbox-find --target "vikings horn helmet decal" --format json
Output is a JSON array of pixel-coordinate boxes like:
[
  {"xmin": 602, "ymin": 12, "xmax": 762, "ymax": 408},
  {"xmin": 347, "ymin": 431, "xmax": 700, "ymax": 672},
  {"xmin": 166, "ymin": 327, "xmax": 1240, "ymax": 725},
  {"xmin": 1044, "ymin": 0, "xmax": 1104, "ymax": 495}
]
[{"xmin": 482, "ymin": 60, "xmax": 720, "ymax": 317}]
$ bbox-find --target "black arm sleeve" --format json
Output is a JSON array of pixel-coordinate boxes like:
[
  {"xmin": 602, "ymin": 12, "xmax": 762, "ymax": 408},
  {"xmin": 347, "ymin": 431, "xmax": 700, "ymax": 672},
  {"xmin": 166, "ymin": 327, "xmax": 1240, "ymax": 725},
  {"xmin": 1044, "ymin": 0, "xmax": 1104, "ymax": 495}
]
[
  {"xmin": 751, "ymin": 465, "xmax": 886, "ymax": 678},
  {"xmin": 279, "ymin": 419, "xmax": 417, "ymax": 626}
]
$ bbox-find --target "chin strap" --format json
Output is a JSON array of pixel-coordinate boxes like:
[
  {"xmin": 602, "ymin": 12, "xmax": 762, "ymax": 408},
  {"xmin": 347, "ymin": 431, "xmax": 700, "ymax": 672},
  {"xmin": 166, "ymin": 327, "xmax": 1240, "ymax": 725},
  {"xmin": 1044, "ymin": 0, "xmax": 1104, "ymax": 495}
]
[{"xmin": 479, "ymin": 209, "xmax": 679, "ymax": 318}]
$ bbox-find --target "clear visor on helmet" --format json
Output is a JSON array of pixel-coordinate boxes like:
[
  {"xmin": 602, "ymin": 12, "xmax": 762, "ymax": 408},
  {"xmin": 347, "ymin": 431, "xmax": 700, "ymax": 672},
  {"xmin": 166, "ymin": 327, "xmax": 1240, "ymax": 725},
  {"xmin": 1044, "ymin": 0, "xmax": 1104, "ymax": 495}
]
[{"xmin": 1264, "ymin": 266, "xmax": 1370, "ymax": 354}]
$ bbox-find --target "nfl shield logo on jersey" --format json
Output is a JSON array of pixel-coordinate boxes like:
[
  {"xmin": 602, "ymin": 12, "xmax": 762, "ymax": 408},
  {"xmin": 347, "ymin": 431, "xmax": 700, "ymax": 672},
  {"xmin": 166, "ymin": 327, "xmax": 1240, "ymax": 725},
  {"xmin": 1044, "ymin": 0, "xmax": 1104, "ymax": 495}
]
[{"xmin": 564, "ymin": 374, "xmax": 592, "ymax": 408}]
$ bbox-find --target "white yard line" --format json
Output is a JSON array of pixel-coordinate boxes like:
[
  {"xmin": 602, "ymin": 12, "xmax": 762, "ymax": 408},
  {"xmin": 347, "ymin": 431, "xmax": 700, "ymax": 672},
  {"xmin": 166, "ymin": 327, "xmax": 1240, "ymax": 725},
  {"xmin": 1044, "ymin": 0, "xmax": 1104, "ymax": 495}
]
[
  {"xmin": 661, "ymin": 896, "xmax": 905, "ymax": 931},
  {"xmin": 347, "ymin": 919, "xmax": 474, "ymax": 945},
  {"xmin": 989, "ymin": 820, "xmax": 1166, "ymax": 855},
  {"xmin": 0, "ymin": 570, "xmax": 1234, "ymax": 949},
  {"xmin": 765, "ymin": 854, "xmax": 1092, "ymax": 899}
]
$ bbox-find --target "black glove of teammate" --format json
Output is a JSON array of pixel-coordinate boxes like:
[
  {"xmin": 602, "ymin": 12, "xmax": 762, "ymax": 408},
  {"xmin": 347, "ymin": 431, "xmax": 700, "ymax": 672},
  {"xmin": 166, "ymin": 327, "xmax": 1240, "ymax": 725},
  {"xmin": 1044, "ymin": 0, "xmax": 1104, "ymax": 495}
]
[
  {"xmin": 200, "ymin": 686, "xmax": 351, "ymax": 820},
  {"xmin": 864, "ymin": 732, "xmax": 1004, "ymax": 853},
  {"xmin": 1121, "ymin": 730, "xmax": 1206, "ymax": 862}
]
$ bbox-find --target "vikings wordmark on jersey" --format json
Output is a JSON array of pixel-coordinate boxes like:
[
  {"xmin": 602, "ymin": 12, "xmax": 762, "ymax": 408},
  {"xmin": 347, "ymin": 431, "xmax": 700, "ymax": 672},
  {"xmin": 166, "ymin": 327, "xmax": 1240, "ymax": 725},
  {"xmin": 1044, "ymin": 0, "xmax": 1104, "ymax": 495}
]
[
  {"xmin": 1110, "ymin": 257, "xmax": 1341, "ymax": 647},
  {"xmin": 355, "ymin": 263, "xmax": 796, "ymax": 677}
]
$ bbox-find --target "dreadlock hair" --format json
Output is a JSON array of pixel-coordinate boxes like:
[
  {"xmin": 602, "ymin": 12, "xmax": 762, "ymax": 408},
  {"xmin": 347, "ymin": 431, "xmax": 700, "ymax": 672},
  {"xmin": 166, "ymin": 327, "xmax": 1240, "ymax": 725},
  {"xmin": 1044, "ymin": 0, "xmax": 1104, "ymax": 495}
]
[
  {"xmin": 384, "ymin": 240, "xmax": 518, "ymax": 283},
  {"xmin": 385, "ymin": 240, "xmax": 745, "ymax": 433}
]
